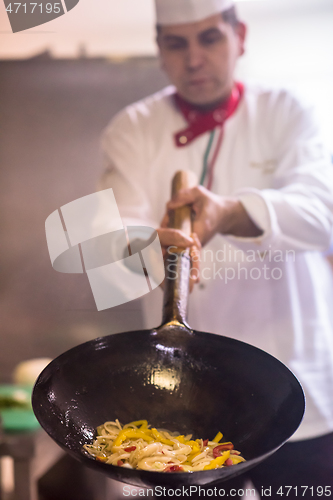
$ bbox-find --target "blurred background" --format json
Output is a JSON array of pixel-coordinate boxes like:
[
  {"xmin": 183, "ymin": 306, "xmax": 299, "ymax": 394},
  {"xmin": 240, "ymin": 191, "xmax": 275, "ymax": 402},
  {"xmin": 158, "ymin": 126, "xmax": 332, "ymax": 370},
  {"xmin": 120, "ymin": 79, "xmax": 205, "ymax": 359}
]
[{"xmin": 0, "ymin": 0, "xmax": 332, "ymax": 498}]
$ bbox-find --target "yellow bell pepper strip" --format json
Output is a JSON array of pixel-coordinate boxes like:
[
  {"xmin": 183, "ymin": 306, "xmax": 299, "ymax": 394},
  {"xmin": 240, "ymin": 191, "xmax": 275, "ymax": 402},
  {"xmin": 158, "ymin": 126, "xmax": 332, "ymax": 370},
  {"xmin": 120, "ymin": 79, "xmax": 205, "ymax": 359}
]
[
  {"xmin": 230, "ymin": 455, "xmax": 245, "ymax": 465},
  {"xmin": 174, "ymin": 435, "xmax": 185, "ymax": 444},
  {"xmin": 112, "ymin": 429, "xmax": 153, "ymax": 450},
  {"xmin": 203, "ymin": 450, "xmax": 230, "ymax": 470},
  {"xmin": 182, "ymin": 440, "xmax": 201, "ymax": 465},
  {"xmin": 212, "ymin": 431, "xmax": 223, "ymax": 443},
  {"xmin": 151, "ymin": 428, "xmax": 175, "ymax": 446},
  {"xmin": 126, "ymin": 420, "xmax": 148, "ymax": 429},
  {"xmin": 185, "ymin": 440, "xmax": 201, "ymax": 453}
]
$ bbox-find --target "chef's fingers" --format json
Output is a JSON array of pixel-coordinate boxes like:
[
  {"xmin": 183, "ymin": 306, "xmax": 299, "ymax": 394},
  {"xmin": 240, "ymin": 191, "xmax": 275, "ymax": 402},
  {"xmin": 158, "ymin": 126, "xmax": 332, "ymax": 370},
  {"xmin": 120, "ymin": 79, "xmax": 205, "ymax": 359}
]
[
  {"xmin": 157, "ymin": 228, "xmax": 195, "ymax": 251},
  {"xmin": 157, "ymin": 229, "xmax": 201, "ymax": 292},
  {"xmin": 167, "ymin": 186, "xmax": 206, "ymax": 210},
  {"xmin": 190, "ymin": 232, "xmax": 202, "ymax": 250}
]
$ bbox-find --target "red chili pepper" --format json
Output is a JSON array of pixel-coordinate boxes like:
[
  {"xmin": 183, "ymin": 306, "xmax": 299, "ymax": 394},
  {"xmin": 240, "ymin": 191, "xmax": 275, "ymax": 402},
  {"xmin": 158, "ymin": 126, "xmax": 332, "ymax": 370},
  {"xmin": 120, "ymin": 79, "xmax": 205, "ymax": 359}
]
[
  {"xmin": 164, "ymin": 465, "xmax": 184, "ymax": 472},
  {"xmin": 124, "ymin": 446, "xmax": 136, "ymax": 452},
  {"xmin": 225, "ymin": 458, "xmax": 233, "ymax": 466},
  {"xmin": 213, "ymin": 443, "xmax": 234, "ymax": 458},
  {"xmin": 203, "ymin": 439, "xmax": 209, "ymax": 447},
  {"xmin": 117, "ymin": 460, "xmax": 124, "ymax": 466}
]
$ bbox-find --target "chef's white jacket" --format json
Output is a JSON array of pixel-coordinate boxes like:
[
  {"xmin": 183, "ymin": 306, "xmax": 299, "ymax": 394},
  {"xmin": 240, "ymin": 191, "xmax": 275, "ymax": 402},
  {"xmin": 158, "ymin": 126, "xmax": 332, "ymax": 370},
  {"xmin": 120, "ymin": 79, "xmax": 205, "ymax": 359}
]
[{"xmin": 101, "ymin": 84, "xmax": 333, "ymax": 441}]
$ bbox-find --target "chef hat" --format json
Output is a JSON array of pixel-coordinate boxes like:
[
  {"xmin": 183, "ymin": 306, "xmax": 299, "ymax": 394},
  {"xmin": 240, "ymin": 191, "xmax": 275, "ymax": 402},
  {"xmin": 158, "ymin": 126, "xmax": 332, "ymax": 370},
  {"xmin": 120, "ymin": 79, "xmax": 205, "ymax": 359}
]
[{"xmin": 155, "ymin": 0, "xmax": 235, "ymax": 26}]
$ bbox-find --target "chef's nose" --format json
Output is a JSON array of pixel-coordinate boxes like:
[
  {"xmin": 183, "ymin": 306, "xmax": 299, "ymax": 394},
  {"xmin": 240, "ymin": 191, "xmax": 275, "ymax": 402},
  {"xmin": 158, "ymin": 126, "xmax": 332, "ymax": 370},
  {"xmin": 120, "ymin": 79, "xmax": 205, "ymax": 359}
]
[{"xmin": 185, "ymin": 41, "xmax": 206, "ymax": 71}]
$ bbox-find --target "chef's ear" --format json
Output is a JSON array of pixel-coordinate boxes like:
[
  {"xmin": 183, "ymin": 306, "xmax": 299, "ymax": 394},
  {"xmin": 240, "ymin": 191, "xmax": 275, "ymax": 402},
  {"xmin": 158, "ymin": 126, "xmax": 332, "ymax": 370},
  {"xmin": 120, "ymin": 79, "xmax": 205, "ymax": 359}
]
[
  {"xmin": 156, "ymin": 27, "xmax": 165, "ymax": 69},
  {"xmin": 156, "ymin": 26, "xmax": 163, "ymax": 50},
  {"xmin": 156, "ymin": 32, "xmax": 167, "ymax": 71},
  {"xmin": 236, "ymin": 22, "xmax": 246, "ymax": 57}
]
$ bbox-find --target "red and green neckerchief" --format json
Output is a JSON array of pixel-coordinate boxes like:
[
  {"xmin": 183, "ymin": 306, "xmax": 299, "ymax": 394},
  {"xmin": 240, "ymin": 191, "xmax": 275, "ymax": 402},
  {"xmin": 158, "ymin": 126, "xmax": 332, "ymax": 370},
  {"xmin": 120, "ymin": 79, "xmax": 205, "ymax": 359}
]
[{"xmin": 173, "ymin": 82, "xmax": 244, "ymax": 190}]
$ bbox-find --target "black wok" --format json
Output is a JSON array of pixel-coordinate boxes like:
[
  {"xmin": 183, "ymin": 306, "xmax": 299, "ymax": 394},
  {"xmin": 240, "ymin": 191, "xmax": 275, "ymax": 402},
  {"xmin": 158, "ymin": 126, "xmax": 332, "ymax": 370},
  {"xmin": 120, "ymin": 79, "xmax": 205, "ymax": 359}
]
[{"xmin": 32, "ymin": 172, "xmax": 305, "ymax": 488}]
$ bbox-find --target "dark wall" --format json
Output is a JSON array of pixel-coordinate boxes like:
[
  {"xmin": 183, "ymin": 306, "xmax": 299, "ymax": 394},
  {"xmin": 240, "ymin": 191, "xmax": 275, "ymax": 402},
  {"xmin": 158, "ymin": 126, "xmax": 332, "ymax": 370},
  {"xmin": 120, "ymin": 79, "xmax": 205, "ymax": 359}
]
[{"xmin": 0, "ymin": 57, "xmax": 168, "ymax": 381}]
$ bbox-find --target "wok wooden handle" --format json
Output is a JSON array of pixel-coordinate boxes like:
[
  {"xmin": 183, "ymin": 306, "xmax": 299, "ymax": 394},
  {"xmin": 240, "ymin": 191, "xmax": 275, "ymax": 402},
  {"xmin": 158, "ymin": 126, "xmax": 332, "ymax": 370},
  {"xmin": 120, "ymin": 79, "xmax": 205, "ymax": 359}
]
[
  {"xmin": 162, "ymin": 171, "xmax": 198, "ymax": 328},
  {"xmin": 170, "ymin": 170, "xmax": 197, "ymax": 238}
]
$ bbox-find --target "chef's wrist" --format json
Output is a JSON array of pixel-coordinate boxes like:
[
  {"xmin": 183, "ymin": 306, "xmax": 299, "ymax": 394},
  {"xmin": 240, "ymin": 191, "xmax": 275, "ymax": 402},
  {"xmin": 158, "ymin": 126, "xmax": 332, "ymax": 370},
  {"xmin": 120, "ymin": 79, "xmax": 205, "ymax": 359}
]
[{"xmin": 219, "ymin": 198, "xmax": 263, "ymax": 238}]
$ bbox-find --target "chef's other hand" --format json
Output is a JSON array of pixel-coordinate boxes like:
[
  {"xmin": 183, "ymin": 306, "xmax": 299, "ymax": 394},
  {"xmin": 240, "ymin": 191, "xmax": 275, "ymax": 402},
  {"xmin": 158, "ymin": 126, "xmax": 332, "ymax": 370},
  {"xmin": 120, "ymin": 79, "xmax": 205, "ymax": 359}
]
[
  {"xmin": 167, "ymin": 186, "xmax": 263, "ymax": 247},
  {"xmin": 157, "ymin": 221, "xmax": 201, "ymax": 292}
]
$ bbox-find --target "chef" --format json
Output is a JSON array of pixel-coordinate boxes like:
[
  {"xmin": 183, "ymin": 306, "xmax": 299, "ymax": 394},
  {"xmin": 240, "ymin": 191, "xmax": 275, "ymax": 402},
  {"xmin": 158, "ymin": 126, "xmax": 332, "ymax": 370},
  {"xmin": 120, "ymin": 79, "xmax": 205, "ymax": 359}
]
[{"xmin": 100, "ymin": 0, "xmax": 333, "ymax": 497}]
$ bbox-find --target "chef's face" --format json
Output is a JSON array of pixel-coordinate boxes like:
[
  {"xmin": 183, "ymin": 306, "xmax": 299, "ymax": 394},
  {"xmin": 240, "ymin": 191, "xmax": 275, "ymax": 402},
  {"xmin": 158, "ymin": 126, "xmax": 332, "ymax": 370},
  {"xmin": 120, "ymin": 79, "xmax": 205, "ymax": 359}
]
[{"xmin": 157, "ymin": 14, "xmax": 246, "ymax": 106}]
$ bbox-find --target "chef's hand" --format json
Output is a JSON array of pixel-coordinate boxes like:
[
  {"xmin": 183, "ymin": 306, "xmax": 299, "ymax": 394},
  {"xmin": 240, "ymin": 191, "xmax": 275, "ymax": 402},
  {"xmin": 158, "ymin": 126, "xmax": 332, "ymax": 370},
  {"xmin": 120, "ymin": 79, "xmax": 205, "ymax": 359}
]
[
  {"xmin": 157, "ymin": 216, "xmax": 201, "ymax": 292},
  {"xmin": 167, "ymin": 186, "xmax": 263, "ymax": 247}
]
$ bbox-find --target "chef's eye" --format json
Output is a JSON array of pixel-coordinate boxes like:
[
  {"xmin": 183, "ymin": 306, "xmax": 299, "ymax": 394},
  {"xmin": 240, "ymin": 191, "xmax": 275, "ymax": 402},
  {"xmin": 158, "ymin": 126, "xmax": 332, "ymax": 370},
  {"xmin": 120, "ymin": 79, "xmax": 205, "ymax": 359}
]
[
  {"xmin": 199, "ymin": 30, "xmax": 223, "ymax": 46},
  {"xmin": 162, "ymin": 37, "xmax": 188, "ymax": 51}
]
